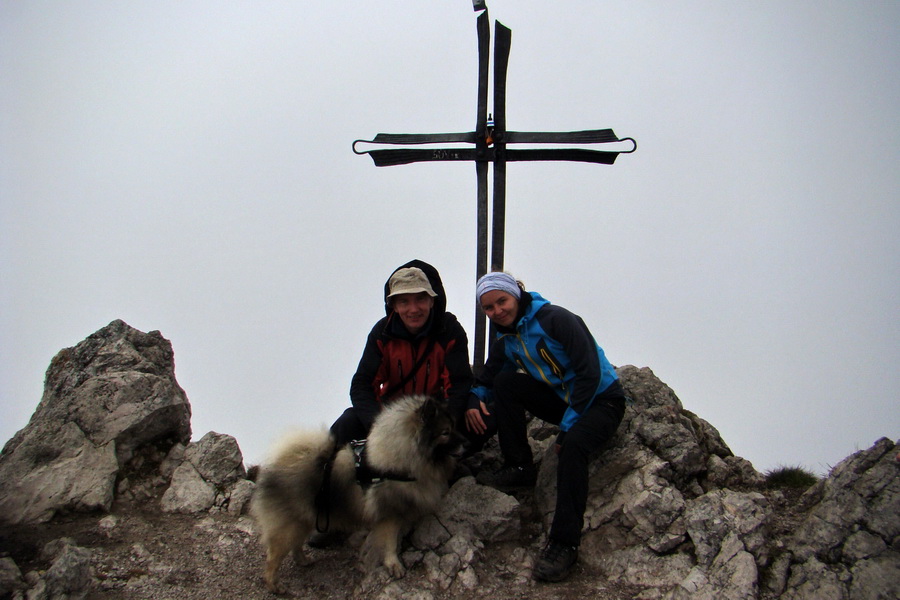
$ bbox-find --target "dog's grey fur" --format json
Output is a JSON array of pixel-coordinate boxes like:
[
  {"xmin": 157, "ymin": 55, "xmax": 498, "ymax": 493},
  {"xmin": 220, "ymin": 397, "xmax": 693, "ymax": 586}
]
[{"xmin": 251, "ymin": 395, "xmax": 464, "ymax": 593}]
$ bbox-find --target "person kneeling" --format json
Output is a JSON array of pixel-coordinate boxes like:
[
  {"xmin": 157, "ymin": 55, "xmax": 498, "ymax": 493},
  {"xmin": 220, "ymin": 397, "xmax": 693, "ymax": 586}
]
[{"xmin": 469, "ymin": 272, "xmax": 626, "ymax": 582}]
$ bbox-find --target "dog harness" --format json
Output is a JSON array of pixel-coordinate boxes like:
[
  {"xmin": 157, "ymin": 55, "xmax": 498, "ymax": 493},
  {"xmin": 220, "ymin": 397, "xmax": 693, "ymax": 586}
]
[
  {"xmin": 313, "ymin": 440, "xmax": 417, "ymax": 534},
  {"xmin": 350, "ymin": 440, "xmax": 417, "ymax": 489}
]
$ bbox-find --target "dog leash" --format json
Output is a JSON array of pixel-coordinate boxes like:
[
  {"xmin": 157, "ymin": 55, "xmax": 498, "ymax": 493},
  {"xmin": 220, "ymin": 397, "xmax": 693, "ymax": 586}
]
[
  {"xmin": 313, "ymin": 439, "xmax": 418, "ymax": 533},
  {"xmin": 314, "ymin": 443, "xmax": 341, "ymax": 533}
]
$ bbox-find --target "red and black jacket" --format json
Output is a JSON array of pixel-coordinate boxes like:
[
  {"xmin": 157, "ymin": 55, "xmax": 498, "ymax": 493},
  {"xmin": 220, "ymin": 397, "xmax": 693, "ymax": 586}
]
[{"xmin": 348, "ymin": 260, "xmax": 473, "ymax": 430}]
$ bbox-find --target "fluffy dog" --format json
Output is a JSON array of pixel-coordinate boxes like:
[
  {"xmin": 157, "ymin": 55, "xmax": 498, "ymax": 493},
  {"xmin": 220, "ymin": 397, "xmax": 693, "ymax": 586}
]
[{"xmin": 251, "ymin": 395, "xmax": 465, "ymax": 593}]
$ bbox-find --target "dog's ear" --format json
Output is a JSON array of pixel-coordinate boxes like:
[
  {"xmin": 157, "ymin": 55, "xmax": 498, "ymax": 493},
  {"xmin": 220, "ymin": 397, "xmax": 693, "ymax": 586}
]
[{"xmin": 419, "ymin": 396, "xmax": 439, "ymax": 424}]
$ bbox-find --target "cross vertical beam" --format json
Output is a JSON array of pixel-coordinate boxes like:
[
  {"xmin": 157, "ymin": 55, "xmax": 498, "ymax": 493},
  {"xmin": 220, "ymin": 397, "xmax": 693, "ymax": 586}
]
[
  {"xmin": 473, "ymin": 9, "xmax": 490, "ymax": 368},
  {"xmin": 492, "ymin": 21, "xmax": 511, "ymax": 276},
  {"xmin": 473, "ymin": 10, "xmax": 512, "ymax": 368}
]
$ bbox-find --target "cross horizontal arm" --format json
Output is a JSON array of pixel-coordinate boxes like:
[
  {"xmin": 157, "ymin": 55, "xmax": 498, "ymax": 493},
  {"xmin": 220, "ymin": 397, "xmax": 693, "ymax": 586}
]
[
  {"xmin": 505, "ymin": 129, "xmax": 623, "ymax": 144},
  {"xmin": 359, "ymin": 146, "xmax": 630, "ymax": 167},
  {"xmin": 506, "ymin": 148, "xmax": 624, "ymax": 164},
  {"xmin": 362, "ymin": 148, "xmax": 480, "ymax": 167},
  {"xmin": 354, "ymin": 128, "xmax": 631, "ymax": 149},
  {"xmin": 362, "ymin": 132, "xmax": 478, "ymax": 146},
  {"xmin": 353, "ymin": 129, "xmax": 636, "ymax": 166}
]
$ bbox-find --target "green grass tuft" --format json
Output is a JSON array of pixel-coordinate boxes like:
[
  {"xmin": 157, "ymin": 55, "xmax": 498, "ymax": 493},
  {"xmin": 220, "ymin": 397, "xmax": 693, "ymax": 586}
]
[{"xmin": 765, "ymin": 465, "xmax": 818, "ymax": 489}]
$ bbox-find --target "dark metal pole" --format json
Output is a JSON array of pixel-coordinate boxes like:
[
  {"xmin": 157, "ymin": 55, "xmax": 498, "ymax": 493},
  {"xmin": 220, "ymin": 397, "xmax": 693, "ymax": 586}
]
[
  {"xmin": 491, "ymin": 22, "xmax": 511, "ymax": 273},
  {"xmin": 473, "ymin": 9, "xmax": 490, "ymax": 370}
]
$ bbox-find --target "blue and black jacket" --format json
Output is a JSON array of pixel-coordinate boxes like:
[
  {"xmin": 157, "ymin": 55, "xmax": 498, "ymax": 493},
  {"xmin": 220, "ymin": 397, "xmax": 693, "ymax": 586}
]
[{"xmin": 470, "ymin": 291, "xmax": 618, "ymax": 433}]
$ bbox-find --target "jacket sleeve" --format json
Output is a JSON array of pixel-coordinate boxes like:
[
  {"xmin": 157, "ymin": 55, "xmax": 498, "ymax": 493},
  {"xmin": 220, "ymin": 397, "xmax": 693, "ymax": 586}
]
[
  {"xmin": 539, "ymin": 306, "xmax": 602, "ymax": 431},
  {"xmin": 348, "ymin": 319, "xmax": 388, "ymax": 430},
  {"xmin": 442, "ymin": 316, "xmax": 475, "ymax": 416}
]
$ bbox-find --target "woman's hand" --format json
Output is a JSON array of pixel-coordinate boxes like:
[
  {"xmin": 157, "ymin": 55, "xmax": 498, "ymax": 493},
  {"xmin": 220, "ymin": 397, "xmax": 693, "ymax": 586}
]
[{"xmin": 465, "ymin": 402, "xmax": 491, "ymax": 435}]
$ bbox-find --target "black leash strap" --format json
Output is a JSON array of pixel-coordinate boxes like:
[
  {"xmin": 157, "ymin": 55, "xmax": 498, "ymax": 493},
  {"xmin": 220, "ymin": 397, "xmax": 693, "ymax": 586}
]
[
  {"xmin": 314, "ymin": 444, "xmax": 340, "ymax": 533},
  {"xmin": 382, "ymin": 337, "xmax": 436, "ymax": 399}
]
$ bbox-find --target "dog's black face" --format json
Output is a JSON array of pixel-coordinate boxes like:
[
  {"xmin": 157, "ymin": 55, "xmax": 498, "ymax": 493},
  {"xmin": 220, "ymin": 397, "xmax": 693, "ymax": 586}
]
[{"xmin": 419, "ymin": 397, "xmax": 467, "ymax": 463}]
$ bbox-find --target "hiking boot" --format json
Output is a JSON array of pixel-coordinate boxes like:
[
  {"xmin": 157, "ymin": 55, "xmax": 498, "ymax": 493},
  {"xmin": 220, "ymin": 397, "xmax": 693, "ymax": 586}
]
[
  {"xmin": 533, "ymin": 541, "xmax": 578, "ymax": 582},
  {"xmin": 476, "ymin": 464, "xmax": 537, "ymax": 489}
]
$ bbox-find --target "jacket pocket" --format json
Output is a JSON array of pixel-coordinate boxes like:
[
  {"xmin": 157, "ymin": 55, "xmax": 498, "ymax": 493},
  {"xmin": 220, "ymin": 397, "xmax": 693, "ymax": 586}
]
[{"xmin": 536, "ymin": 338, "xmax": 565, "ymax": 380}]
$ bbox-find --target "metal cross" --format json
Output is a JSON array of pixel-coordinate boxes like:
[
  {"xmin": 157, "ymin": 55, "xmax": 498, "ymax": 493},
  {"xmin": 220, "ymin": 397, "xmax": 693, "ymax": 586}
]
[{"xmin": 353, "ymin": 1, "xmax": 636, "ymax": 369}]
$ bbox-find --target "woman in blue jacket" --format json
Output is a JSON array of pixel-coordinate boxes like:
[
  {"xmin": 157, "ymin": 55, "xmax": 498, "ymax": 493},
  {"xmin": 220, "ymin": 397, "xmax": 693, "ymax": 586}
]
[{"xmin": 468, "ymin": 271, "xmax": 626, "ymax": 583}]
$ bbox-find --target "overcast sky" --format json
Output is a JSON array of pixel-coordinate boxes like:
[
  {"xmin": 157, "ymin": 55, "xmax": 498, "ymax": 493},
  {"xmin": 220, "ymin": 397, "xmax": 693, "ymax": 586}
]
[{"xmin": 2, "ymin": 1, "xmax": 897, "ymax": 476}]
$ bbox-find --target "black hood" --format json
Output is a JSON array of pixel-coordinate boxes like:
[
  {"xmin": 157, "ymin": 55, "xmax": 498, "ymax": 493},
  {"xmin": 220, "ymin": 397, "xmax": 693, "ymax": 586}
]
[{"xmin": 383, "ymin": 259, "xmax": 448, "ymax": 321}]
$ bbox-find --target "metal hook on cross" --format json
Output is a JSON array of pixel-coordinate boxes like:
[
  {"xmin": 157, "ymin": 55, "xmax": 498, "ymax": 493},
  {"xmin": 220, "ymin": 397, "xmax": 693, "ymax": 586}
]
[{"xmin": 353, "ymin": 2, "xmax": 637, "ymax": 369}]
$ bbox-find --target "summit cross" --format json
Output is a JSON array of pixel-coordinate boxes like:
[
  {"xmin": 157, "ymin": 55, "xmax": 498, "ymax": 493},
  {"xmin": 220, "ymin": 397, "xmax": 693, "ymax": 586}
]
[{"xmin": 353, "ymin": 1, "xmax": 636, "ymax": 368}]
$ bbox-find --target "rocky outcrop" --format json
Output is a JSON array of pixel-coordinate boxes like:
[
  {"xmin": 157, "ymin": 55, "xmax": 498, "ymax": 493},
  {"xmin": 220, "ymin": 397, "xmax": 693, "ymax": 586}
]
[
  {"xmin": 160, "ymin": 431, "xmax": 250, "ymax": 514},
  {"xmin": 773, "ymin": 437, "xmax": 899, "ymax": 600},
  {"xmin": 0, "ymin": 321, "xmax": 896, "ymax": 600},
  {"xmin": 534, "ymin": 365, "xmax": 773, "ymax": 599},
  {"xmin": 0, "ymin": 320, "xmax": 192, "ymax": 524},
  {"xmin": 23, "ymin": 538, "xmax": 93, "ymax": 600},
  {"xmin": 0, "ymin": 321, "xmax": 257, "ymax": 528}
]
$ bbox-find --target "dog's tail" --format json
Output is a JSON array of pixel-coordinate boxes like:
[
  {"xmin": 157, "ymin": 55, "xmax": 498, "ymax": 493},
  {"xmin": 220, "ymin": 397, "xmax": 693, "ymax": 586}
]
[
  {"xmin": 266, "ymin": 429, "xmax": 335, "ymax": 466},
  {"xmin": 253, "ymin": 429, "xmax": 338, "ymax": 516}
]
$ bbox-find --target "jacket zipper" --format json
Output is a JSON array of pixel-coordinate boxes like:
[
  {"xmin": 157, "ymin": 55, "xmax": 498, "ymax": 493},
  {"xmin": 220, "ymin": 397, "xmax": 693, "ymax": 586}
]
[
  {"xmin": 517, "ymin": 333, "xmax": 551, "ymax": 385},
  {"xmin": 516, "ymin": 333, "xmax": 571, "ymax": 404}
]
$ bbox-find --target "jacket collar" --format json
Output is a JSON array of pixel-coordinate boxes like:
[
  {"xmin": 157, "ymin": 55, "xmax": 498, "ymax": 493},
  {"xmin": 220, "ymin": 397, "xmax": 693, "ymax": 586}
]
[{"xmin": 495, "ymin": 291, "xmax": 548, "ymax": 335}]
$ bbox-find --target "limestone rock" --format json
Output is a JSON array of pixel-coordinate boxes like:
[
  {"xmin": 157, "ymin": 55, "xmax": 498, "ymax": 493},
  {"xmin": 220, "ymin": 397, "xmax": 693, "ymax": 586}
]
[
  {"xmin": 434, "ymin": 476, "xmax": 521, "ymax": 542},
  {"xmin": 533, "ymin": 368, "xmax": 897, "ymax": 600},
  {"xmin": 160, "ymin": 460, "xmax": 217, "ymax": 513},
  {"xmin": 0, "ymin": 421, "xmax": 118, "ymax": 524},
  {"xmin": 226, "ymin": 478, "xmax": 256, "ymax": 514},
  {"xmin": 777, "ymin": 437, "xmax": 899, "ymax": 600},
  {"xmin": 0, "ymin": 557, "xmax": 25, "ymax": 597},
  {"xmin": 0, "ymin": 320, "xmax": 190, "ymax": 524},
  {"xmin": 684, "ymin": 490, "xmax": 769, "ymax": 567},
  {"xmin": 31, "ymin": 538, "xmax": 93, "ymax": 600},
  {"xmin": 160, "ymin": 431, "xmax": 248, "ymax": 514},
  {"xmin": 185, "ymin": 431, "xmax": 246, "ymax": 485},
  {"xmin": 534, "ymin": 366, "xmax": 766, "ymax": 589}
]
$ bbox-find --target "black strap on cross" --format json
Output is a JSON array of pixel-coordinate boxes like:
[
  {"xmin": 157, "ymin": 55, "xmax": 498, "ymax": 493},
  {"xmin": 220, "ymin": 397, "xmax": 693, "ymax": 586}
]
[{"xmin": 353, "ymin": 2, "xmax": 636, "ymax": 369}]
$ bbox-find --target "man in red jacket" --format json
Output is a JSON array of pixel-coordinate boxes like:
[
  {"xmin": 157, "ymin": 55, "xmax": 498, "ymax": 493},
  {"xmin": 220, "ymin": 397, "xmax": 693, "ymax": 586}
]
[{"xmin": 330, "ymin": 260, "xmax": 489, "ymax": 449}]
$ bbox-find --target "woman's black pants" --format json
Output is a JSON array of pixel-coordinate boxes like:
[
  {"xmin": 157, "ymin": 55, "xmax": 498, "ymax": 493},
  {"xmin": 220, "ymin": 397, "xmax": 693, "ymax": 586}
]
[{"xmin": 492, "ymin": 371, "xmax": 625, "ymax": 547}]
